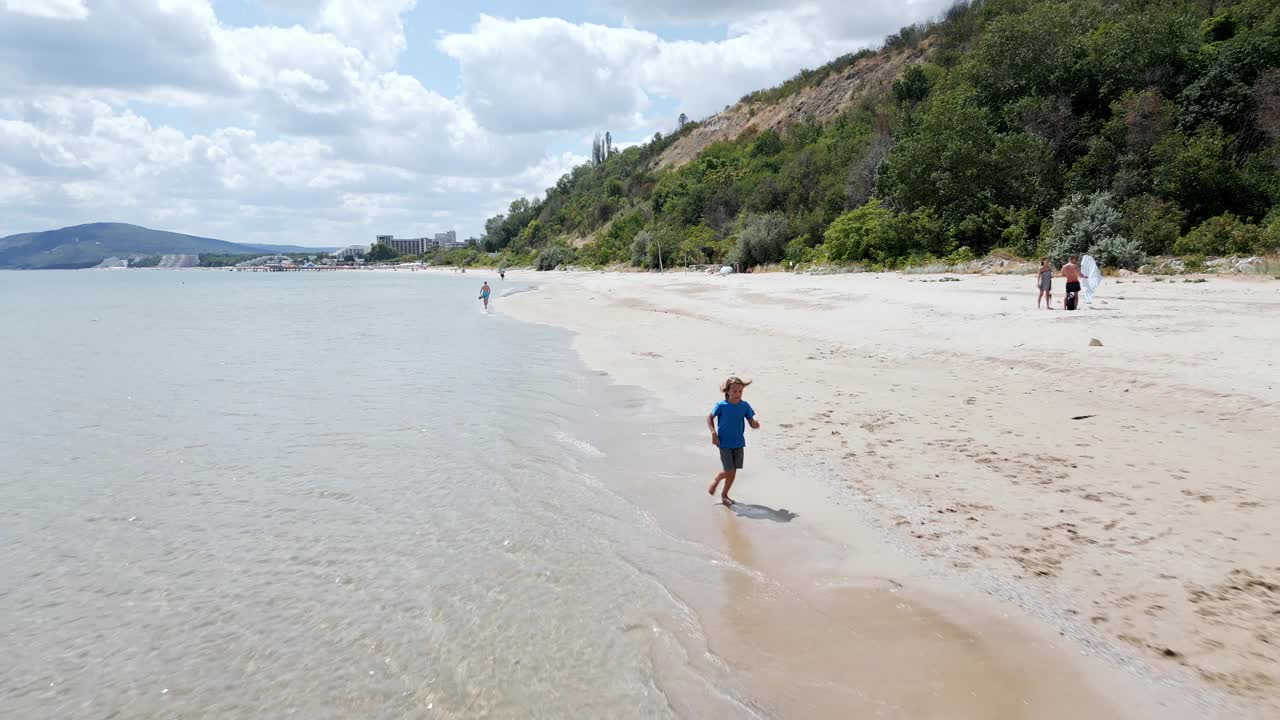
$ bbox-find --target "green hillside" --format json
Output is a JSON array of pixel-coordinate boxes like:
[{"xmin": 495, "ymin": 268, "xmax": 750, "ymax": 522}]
[
  {"xmin": 476, "ymin": 0, "xmax": 1280, "ymax": 271},
  {"xmin": 0, "ymin": 223, "xmax": 325, "ymax": 269}
]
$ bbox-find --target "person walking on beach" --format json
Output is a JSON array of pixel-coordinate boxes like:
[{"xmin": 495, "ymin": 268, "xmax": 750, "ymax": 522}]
[
  {"xmin": 479, "ymin": 281, "xmax": 491, "ymax": 309},
  {"xmin": 1062, "ymin": 256, "xmax": 1083, "ymax": 310},
  {"xmin": 1037, "ymin": 258, "xmax": 1053, "ymax": 309},
  {"xmin": 499, "ymin": 269, "xmax": 505, "ymax": 281},
  {"xmin": 707, "ymin": 376, "xmax": 760, "ymax": 507}
]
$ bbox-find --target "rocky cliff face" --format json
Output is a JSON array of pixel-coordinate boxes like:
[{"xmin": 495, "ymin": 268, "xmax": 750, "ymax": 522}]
[{"xmin": 656, "ymin": 42, "xmax": 931, "ymax": 170}]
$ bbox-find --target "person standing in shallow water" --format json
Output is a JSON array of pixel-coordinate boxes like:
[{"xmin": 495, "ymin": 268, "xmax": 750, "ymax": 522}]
[
  {"xmin": 479, "ymin": 281, "xmax": 491, "ymax": 309},
  {"xmin": 707, "ymin": 376, "xmax": 761, "ymax": 506}
]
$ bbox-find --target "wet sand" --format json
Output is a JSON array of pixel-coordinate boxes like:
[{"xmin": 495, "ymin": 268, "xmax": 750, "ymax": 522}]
[{"xmin": 500, "ymin": 269, "xmax": 1280, "ymax": 719}]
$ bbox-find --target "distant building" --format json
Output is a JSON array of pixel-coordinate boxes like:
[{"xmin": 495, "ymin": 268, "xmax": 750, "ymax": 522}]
[
  {"xmin": 333, "ymin": 245, "xmax": 367, "ymax": 260},
  {"xmin": 383, "ymin": 237, "xmax": 430, "ymax": 256},
  {"xmin": 373, "ymin": 231, "xmax": 463, "ymax": 254}
]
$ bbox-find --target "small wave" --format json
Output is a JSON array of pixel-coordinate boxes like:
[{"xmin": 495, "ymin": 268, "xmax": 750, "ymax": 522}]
[{"xmin": 553, "ymin": 430, "xmax": 605, "ymax": 457}]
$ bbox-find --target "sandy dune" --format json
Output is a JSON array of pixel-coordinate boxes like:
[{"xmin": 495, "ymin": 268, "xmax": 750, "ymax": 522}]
[{"xmin": 504, "ymin": 269, "xmax": 1280, "ymax": 716}]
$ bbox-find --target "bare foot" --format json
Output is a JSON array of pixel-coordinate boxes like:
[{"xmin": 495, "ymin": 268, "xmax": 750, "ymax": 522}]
[
  {"xmin": 721, "ymin": 495, "xmax": 735, "ymax": 506},
  {"xmin": 709, "ymin": 480, "xmax": 719, "ymax": 496}
]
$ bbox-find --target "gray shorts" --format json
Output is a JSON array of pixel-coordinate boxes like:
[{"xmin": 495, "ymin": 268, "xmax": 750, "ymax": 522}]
[{"xmin": 719, "ymin": 447, "xmax": 744, "ymax": 471}]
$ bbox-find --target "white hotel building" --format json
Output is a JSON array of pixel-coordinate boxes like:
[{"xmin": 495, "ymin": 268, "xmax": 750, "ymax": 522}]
[{"xmin": 375, "ymin": 232, "xmax": 466, "ymax": 255}]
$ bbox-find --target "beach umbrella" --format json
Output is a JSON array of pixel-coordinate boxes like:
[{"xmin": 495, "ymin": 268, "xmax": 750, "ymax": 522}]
[{"xmin": 1081, "ymin": 254, "xmax": 1102, "ymax": 304}]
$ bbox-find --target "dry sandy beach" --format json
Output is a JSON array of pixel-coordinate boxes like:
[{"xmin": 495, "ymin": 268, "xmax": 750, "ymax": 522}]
[{"xmin": 499, "ymin": 268, "xmax": 1280, "ymax": 718}]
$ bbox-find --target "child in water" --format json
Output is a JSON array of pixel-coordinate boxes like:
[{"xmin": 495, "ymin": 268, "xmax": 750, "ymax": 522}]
[{"xmin": 707, "ymin": 376, "xmax": 760, "ymax": 506}]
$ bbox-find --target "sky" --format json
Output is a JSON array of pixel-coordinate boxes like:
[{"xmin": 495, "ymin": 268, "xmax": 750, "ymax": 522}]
[{"xmin": 0, "ymin": 0, "xmax": 953, "ymax": 247}]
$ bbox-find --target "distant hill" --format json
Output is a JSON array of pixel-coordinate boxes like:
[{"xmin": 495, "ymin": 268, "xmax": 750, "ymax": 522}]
[{"xmin": 0, "ymin": 223, "xmax": 333, "ymax": 269}]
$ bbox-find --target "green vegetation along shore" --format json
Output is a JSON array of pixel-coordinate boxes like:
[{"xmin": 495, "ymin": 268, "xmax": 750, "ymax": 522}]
[{"xmin": 447, "ymin": 0, "xmax": 1279, "ymax": 273}]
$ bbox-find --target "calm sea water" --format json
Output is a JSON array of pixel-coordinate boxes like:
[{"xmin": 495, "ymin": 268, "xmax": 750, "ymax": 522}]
[{"xmin": 0, "ymin": 270, "xmax": 763, "ymax": 719}]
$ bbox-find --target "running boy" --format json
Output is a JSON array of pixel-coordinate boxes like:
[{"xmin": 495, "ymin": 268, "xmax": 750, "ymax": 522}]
[{"xmin": 707, "ymin": 376, "xmax": 760, "ymax": 506}]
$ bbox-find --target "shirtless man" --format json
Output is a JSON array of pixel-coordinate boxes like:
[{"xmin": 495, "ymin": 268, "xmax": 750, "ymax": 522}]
[{"xmin": 1062, "ymin": 255, "xmax": 1082, "ymax": 310}]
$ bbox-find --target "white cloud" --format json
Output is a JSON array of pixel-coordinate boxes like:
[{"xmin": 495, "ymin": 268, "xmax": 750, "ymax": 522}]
[
  {"xmin": 315, "ymin": 0, "xmax": 417, "ymax": 67},
  {"xmin": 602, "ymin": 0, "xmax": 777, "ymax": 25},
  {"xmin": 440, "ymin": 2, "xmax": 952, "ymax": 133},
  {"xmin": 1, "ymin": 2, "xmax": 536, "ymax": 175},
  {"xmin": 0, "ymin": 1, "xmax": 956, "ymax": 246},
  {"xmin": 0, "ymin": 93, "xmax": 564, "ymax": 246},
  {"xmin": 2, "ymin": 0, "xmax": 89, "ymax": 20},
  {"xmin": 606, "ymin": 0, "xmax": 949, "ymax": 34},
  {"xmin": 258, "ymin": 0, "xmax": 417, "ymax": 67},
  {"xmin": 439, "ymin": 16, "xmax": 656, "ymax": 134}
]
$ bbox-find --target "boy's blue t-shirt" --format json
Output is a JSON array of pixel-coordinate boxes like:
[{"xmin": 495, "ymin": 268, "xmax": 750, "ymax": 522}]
[{"xmin": 712, "ymin": 400, "xmax": 755, "ymax": 449}]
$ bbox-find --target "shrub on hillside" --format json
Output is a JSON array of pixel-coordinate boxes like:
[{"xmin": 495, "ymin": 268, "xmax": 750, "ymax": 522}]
[
  {"xmin": 821, "ymin": 201, "xmax": 949, "ymax": 264},
  {"xmin": 678, "ymin": 225, "xmax": 716, "ymax": 265},
  {"xmin": 1045, "ymin": 192, "xmax": 1125, "ymax": 261},
  {"xmin": 821, "ymin": 201, "xmax": 892, "ymax": 263},
  {"xmin": 1263, "ymin": 217, "xmax": 1280, "ymax": 253},
  {"xmin": 1152, "ymin": 126, "xmax": 1265, "ymax": 224},
  {"xmin": 999, "ymin": 208, "xmax": 1041, "ymax": 258},
  {"xmin": 630, "ymin": 230, "xmax": 654, "ymax": 267},
  {"xmin": 1174, "ymin": 214, "xmax": 1265, "ymax": 256},
  {"xmin": 729, "ymin": 212, "xmax": 789, "ymax": 268},
  {"xmin": 1121, "ymin": 195, "xmax": 1185, "ymax": 256},
  {"xmin": 1088, "ymin": 235, "xmax": 1147, "ymax": 269},
  {"xmin": 630, "ymin": 226, "xmax": 682, "ymax": 269},
  {"xmin": 785, "ymin": 236, "xmax": 817, "ymax": 265},
  {"xmin": 944, "ymin": 246, "xmax": 976, "ymax": 266},
  {"xmin": 536, "ymin": 244, "xmax": 576, "ymax": 271}
]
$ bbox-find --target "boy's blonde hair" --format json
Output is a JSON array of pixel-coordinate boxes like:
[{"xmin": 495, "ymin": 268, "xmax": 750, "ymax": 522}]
[{"xmin": 720, "ymin": 375, "xmax": 752, "ymax": 398}]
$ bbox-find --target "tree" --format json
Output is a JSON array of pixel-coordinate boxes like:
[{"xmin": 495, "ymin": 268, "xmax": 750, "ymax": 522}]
[
  {"xmin": 730, "ymin": 213, "xmax": 789, "ymax": 268},
  {"xmin": 893, "ymin": 65, "xmax": 931, "ymax": 107},
  {"xmin": 1152, "ymin": 125, "xmax": 1263, "ymax": 223},
  {"xmin": 821, "ymin": 201, "xmax": 893, "ymax": 263},
  {"xmin": 965, "ymin": 3, "xmax": 1092, "ymax": 110},
  {"xmin": 846, "ymin": 131, "xmax": 892, "ymax": 209},
  {"xmin": 536, "ymin": 243, "xmax": 577, "ymax": 271},
  {"xmin": 1174, "ymin": 214, "xmax": 1266, "ymax": 256},
  {"xmin": 1178, "ymin": 35, "xmax": 1280, "ymax": 141},
  {"xmin": 1256, "ymin": 68, "xmax": 1280, "ymax": 147},
  {"xmin": 990, "ymin": 131, "xmax": 1060, "ymax": 215},
  {"xmin": 879, "ymin": 89, "xmax": 1000, "ymax": 223},
  {"xmin": 1083, "ymin": 10, "xmax": 1198, "ymax": 106},
  {"xmin": 680, "ymin": 225, "xmax": 716, "ymax": 265},
  {"xmin": 1044, "ymin": 192, "xmax": 1125, "ymax": 261},
  {"xmin": 678, "ymin": 112, "xmax": 689, "ymax": 129},
  {"xmin": 1009, "ymin": 94, "xmax": 1081, "ymax": 161},
  {"xmin": 1088, "ymin": 235, "xmax": 1147, "ymax": 269},
  {"xmin": 630, "ymin": 229, "xmax": 654, "ymax": 267},
  {"xmin": 1120, "ymin": 195, "xmax": 1185, "ymax": 255},
  {"xmin": 366, "ymin": 242, "xmax": 397, "ymax": 263},
  {"xmin": 630, "ymin": 227, "xmax": 680, "ymax": 269},
  {"xmin": 605, "ymin": 131, "xmax": 613, "ymax": 158},
  {"xmin": 749, "ymin": 128, "xmax": 784, "ymax": 157}
]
